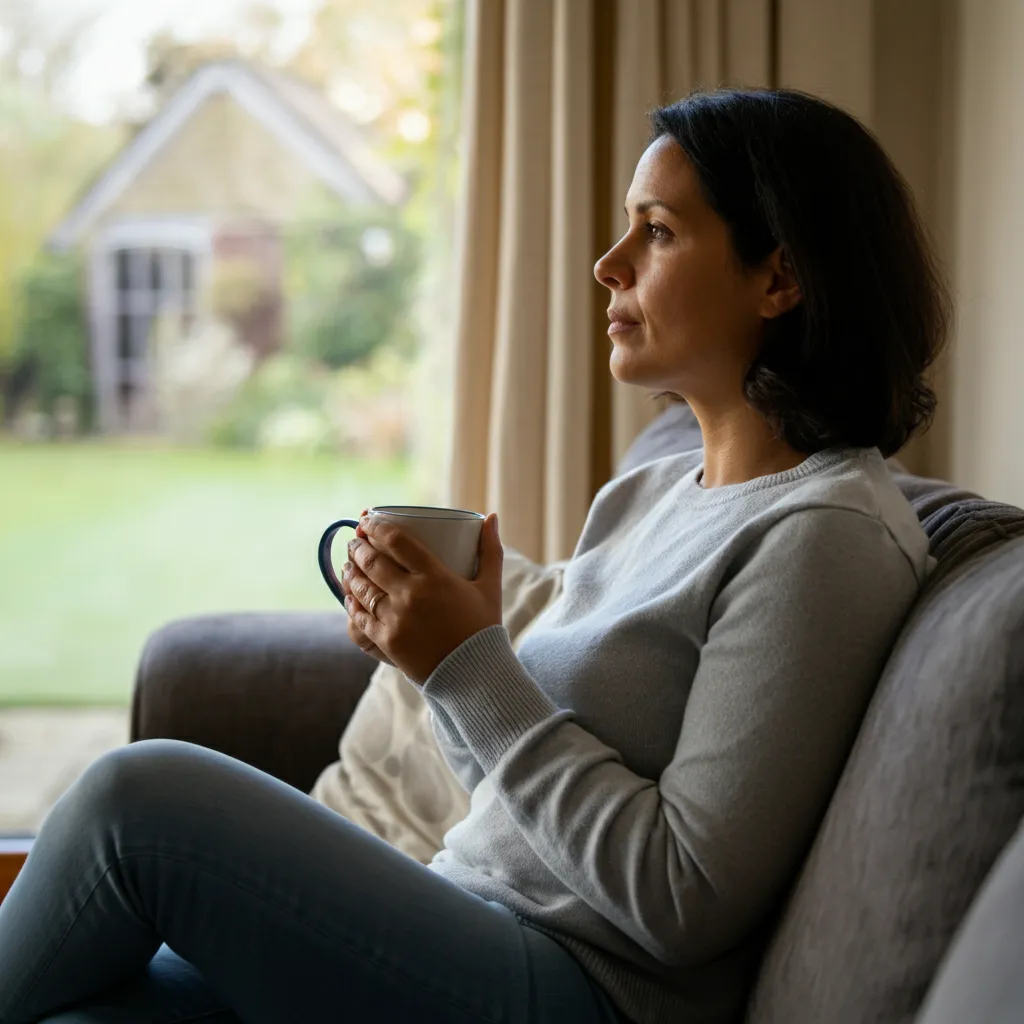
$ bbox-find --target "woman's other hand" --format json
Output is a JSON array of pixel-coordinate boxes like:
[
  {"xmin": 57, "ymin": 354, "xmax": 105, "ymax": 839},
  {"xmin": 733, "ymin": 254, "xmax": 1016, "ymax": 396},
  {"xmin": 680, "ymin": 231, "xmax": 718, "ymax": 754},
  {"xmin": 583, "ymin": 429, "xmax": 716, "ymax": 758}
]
[
  {"xmin": 343, "ymin": 512, "xmax": 503, "ymax": 684},
  {"xmin": 344, "ymin": 598, "xmax": 396, "ymax": 667},
  {"xmin": 342, "ymin": 509, "xmax": 396, "ymax": 667}
]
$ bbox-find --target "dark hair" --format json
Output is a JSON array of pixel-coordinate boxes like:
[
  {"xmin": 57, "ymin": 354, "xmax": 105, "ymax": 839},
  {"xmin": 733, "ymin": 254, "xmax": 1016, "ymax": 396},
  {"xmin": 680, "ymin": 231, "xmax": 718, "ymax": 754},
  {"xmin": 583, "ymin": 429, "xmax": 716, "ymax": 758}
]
[{"xmin": 648, "ymin": 88, "xmax": 951, "ymax": 457}]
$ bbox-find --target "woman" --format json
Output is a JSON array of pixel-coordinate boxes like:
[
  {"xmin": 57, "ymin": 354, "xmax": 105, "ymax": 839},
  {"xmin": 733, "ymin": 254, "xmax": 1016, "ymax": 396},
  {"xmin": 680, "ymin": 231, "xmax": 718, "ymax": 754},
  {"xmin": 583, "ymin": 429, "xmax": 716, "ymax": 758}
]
[{"xmin": 0, "ymin": 88, "xmax": 948, "ymax": 1024}]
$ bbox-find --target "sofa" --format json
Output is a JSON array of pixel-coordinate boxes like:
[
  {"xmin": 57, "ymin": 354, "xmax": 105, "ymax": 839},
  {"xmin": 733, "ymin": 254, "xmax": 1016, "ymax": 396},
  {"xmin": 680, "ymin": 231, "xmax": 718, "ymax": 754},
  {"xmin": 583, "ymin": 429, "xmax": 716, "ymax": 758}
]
[{"xmin": 131, "ymin": 402, "xmax": 1024, "ymax": 1023}]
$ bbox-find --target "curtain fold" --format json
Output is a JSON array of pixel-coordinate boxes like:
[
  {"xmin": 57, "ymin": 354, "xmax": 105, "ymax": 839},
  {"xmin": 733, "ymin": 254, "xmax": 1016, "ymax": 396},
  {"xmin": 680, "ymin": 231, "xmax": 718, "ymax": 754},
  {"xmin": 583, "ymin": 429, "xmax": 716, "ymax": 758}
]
[
  {"xmin": 446, "ymin": 0, "xmax": 504, "ymax": 524},
  {"xmin": 546, "ymin": 0, "xmax": 596, "ymax": 560},
  {"xmin": 447, "ymin": 0, "xmax": 773, "ymax": 562},
  {"xmin": 609, "ymin": 0, "xmax": 668, "ymax": 471}
]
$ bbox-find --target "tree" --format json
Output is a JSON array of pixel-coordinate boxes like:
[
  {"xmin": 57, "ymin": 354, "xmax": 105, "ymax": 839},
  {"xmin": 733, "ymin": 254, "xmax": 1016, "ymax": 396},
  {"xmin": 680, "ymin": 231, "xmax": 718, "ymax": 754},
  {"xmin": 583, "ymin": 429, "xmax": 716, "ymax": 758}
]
[
  {"xmin": 287, "ymin": 0, "xmax": 448, "ymax": 164},
  {"xmin": 0, "ymin": 2, "xmax": 123, "ymax": 374},
  {"xmin": 285, "ymin": 198, "xmax": 420, "ymax": 368},
  {"xmin": 143, "ymin": 5, "xmax": 284, "ymax": 103}
]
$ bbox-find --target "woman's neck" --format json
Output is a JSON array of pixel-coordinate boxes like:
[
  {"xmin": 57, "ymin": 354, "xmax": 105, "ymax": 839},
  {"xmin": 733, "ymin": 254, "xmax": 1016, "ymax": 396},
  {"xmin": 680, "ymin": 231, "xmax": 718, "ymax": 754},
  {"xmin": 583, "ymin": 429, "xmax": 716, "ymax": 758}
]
[{"xmin": 687, "ymin": 398, "xmax": 807, "ymax": 488}]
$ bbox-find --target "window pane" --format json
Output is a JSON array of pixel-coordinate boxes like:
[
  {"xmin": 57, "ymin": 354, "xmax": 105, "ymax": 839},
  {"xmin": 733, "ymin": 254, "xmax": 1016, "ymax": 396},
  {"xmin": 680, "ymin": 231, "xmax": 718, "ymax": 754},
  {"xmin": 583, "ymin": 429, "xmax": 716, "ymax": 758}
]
[
  {"xmin": 129, "ymin": 248, "xmax": 148, "ymax": 290},
  {"xmin": 150, "ymin": 250, "xmax": 162, "ymax": 292},
  {"xmin": 116, "ymin": 249, "xmax": 130, "ymax": 291},
  {"xmin": 117, "ymin": 313, "xmax": 131, "ymax": 360},
  {"xmin": 130, "ymin": 313, "xmax": 151, "ymax": 357},
  {"xmin": 163, "ymin": 248, "xmax": 181, "ymax": 295}
]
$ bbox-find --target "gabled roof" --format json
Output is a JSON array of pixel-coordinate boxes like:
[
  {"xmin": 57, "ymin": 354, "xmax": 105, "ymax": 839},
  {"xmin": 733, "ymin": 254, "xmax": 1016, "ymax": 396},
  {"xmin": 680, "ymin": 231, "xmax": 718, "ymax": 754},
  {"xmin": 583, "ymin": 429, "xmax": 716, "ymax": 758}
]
[{"xmin": 49, "ymin": 60, "xmax": 409, "ymax": 249}]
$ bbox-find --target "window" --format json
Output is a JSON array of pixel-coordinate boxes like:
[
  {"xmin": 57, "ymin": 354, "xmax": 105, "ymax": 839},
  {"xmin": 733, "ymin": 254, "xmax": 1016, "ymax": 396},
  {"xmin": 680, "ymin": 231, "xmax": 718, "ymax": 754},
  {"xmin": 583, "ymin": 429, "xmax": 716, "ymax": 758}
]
[
  {"xmin": 108, "ymin": 247, "xmax": 197, "ymax": 426},
  {"xmin": 1, "ymin": 0, "xmax": 463, "ymax": 834}
]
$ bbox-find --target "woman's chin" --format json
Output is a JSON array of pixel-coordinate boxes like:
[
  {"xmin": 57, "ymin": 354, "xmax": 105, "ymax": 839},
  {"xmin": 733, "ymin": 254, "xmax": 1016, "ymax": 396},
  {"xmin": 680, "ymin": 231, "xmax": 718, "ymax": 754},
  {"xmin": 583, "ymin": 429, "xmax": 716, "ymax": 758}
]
[
  {"xmin": 608, "ymin": 347, "xmax": 634, "ymax": 382},
  {"xmin": 609, "ymin": 349, "xmax": 658, "ymax": 388}
]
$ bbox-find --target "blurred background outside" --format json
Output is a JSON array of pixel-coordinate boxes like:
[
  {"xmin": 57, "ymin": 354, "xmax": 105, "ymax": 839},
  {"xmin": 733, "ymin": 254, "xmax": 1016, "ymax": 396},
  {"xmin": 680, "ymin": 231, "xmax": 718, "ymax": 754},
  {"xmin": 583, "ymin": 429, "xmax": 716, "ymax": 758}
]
[{"xmin": 0, "ymin": 0, "xmax": 464, "ymax": 827}]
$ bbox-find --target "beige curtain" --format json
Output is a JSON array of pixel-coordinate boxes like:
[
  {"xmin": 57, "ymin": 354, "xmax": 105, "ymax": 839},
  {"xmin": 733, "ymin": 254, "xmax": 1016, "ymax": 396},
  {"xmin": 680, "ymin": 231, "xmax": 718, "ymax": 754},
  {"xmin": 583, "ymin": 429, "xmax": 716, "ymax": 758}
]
[{"xmin": 444, "ymin": 0, "xmax": 774, "ymax": 563}]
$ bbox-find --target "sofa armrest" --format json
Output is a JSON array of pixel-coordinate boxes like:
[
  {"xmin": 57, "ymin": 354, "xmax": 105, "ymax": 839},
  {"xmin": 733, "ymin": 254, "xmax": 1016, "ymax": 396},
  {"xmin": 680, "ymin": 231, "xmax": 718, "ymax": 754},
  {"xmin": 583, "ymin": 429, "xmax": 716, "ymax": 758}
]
[{"xmin": 131, "ymin": 612, "xmax": 377, "ymax": 794}]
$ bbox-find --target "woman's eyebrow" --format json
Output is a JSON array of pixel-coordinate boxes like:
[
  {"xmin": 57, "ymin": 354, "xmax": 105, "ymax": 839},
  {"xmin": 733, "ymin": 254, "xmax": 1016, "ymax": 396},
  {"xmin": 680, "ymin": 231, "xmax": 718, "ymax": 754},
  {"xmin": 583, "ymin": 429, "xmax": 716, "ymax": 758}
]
[{"xmin": 625, "ymin": 199, "xmax": 679, "ymax": 217}]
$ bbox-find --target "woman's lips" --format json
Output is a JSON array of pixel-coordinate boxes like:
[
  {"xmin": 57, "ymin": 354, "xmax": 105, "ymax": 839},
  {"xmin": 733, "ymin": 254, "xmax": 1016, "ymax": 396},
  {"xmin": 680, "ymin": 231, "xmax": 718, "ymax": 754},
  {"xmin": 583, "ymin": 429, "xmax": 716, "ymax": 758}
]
[{"xmin": 608, "ymin": 321, "xmax": 640, "ymax": 334}]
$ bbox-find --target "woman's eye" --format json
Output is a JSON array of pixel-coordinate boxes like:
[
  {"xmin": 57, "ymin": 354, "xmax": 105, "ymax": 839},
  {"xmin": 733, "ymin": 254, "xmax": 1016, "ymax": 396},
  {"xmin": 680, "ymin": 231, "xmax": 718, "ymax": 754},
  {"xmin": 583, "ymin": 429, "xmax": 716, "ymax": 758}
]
[{"xmin": 644, "ymin": 222, "xmax": 670, "ymax": 242}]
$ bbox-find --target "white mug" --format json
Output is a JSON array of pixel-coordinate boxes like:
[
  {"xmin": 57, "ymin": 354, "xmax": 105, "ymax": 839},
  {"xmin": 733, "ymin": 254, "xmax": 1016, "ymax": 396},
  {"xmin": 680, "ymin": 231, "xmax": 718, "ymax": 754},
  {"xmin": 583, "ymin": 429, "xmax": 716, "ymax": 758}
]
[{"xmin": 318, "ymin": 505, "xmax": 485, "ymax": 605}]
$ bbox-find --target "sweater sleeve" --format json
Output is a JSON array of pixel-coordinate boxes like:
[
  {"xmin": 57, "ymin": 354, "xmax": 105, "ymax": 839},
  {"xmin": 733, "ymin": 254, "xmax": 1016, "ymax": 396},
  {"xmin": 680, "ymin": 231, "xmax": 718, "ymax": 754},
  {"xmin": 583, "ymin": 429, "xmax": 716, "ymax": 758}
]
[
  {"xmin": 424, "ymin": 548, "xmax": 571, "ymax": 795},
  {"xmin": 420, "ymin": 508, "xmax": 921, "ymax": 965},
  {"xmin": 427, "ymin": 704, "xmax": 486, "ymax": 794}
]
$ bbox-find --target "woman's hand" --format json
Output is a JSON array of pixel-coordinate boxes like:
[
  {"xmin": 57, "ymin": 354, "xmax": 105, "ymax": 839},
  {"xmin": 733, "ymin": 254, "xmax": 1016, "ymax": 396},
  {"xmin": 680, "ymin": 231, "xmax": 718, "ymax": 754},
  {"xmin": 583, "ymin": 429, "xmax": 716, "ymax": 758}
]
[
  {"xmin": 341, "ymin": 509, "xmax": 395, "ymax": 666},
  {"xmin": 342, "ymin": 512, "xmax": 503, "ymax": 684}
]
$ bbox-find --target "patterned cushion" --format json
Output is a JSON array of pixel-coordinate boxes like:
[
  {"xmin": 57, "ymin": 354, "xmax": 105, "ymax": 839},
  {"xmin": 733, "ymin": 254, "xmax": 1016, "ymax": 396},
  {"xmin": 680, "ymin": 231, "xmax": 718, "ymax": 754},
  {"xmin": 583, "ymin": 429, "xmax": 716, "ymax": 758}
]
[{"xmin": 747, "ymin": 531, "xmax": 1024, "ymax": 1024}]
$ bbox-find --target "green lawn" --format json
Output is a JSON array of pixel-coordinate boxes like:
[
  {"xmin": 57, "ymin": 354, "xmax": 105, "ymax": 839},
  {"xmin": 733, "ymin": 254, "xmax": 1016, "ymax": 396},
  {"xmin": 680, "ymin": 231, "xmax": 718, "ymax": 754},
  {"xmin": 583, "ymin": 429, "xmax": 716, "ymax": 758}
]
[{"xmin": 0, "ymin": 441, "xmax": 422, "ymax": 705}]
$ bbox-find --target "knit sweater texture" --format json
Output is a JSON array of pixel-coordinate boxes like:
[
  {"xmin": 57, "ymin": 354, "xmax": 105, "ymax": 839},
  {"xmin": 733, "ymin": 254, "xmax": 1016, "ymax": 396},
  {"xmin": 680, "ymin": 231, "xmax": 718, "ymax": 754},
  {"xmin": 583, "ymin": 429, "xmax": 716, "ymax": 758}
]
[{"xmin": 420, "ymin": 447, "xmax": 932, "ymax": 1024}]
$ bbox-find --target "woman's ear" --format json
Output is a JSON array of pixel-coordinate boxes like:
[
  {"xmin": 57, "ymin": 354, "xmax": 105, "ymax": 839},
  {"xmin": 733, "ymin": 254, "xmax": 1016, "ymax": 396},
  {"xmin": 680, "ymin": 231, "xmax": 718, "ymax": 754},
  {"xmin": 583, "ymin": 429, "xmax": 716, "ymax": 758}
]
[{"xmin": 760, "ymin": 247, "xmax": 802, "ymax": 320}]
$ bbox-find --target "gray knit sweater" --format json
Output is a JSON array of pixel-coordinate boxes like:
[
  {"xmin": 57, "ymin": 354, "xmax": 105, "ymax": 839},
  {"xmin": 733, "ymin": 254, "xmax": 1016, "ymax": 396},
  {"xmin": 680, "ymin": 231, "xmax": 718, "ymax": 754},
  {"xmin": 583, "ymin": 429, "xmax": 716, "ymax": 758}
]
[{"xmin": 420, "ymin": 447, "xmax": 932, "ymax": 1024}]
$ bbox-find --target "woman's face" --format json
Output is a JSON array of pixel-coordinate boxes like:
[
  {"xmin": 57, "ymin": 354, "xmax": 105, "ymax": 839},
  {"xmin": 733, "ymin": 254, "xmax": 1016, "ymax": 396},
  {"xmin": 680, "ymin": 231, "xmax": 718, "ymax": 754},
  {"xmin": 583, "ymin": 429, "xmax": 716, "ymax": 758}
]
[{"xmin": 594, "ymin": 135, "xmax": 771, "ymax": 402}]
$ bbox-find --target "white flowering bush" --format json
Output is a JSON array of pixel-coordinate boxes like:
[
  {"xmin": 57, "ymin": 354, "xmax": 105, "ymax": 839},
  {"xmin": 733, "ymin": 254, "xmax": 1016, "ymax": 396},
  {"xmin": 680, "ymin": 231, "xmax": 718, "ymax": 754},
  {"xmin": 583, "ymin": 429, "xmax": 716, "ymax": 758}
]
[{"xmin": 151, "ymin": 316, "xmax": 255, "ymax": 441}]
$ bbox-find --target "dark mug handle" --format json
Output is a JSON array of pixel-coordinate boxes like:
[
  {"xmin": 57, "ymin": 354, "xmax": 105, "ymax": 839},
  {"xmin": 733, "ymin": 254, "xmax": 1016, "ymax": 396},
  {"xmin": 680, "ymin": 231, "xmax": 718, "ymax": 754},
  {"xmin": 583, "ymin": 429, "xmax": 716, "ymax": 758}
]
[{"xmin": 318, "ymin": 519, "xmax": 360, "ymax": 605}]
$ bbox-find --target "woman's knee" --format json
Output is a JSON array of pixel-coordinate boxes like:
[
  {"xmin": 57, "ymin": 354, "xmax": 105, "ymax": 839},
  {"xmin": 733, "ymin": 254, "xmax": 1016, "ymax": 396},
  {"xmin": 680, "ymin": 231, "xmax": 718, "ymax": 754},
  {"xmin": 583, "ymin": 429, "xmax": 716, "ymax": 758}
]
[{"xmin": 63, "ymin": 739, "xmax": 208, "ymax": 823}]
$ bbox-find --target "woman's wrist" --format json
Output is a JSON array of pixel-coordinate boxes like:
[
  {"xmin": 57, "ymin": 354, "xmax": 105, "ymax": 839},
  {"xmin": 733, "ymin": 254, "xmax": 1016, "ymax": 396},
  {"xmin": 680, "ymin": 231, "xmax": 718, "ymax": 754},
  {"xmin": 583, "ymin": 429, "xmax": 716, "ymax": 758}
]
[{"xmin": 422, "ymin": 625, "xmax": 559, "ymax": 772}]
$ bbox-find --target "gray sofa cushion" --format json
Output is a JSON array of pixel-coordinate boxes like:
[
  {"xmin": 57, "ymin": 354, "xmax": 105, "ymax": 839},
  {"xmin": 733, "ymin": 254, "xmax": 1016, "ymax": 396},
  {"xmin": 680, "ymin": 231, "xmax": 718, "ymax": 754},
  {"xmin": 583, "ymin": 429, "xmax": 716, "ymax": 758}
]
[
  {"xmin": 914, "ymin": 816, "xmax": 1024, "ymax": 1024},
  {"xmin": 747, "ymin": 528, "xmax": 1024, "ymax": 1024},
  {"xmin": 614, "ymin": 399, "xmax": 702, "ymax": 475}
]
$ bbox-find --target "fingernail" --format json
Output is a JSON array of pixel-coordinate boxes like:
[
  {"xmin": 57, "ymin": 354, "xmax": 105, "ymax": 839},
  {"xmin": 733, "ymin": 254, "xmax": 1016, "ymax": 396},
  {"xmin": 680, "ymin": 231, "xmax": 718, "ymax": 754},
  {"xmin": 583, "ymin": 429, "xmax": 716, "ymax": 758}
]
[
  {"xmin": 344, "ymin": 595, "xmax": 353, "ymax": 611},
  {"xmin": 342, "ymin": 561, "xmax": 352, "ymax": 575}
]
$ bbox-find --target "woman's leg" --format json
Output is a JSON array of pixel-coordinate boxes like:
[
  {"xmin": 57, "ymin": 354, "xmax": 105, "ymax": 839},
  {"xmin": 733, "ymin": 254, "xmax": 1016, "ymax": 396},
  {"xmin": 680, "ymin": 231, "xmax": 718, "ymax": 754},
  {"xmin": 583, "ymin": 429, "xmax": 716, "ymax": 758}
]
[
  {"xmin": 36, "ymin": 946, "xmax": 240, "ymax": 1024},
  {"xmin": 0, "ymin": 740, "xmax": 623, "ymax": 1024}
]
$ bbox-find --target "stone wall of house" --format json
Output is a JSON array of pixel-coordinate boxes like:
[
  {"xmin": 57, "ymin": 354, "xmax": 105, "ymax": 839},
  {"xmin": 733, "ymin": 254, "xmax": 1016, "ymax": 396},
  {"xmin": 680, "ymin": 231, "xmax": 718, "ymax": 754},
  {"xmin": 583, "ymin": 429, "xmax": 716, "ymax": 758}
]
[{"xmin": 99, "ymin": 93, "xmax": 331, "ymax": 223}]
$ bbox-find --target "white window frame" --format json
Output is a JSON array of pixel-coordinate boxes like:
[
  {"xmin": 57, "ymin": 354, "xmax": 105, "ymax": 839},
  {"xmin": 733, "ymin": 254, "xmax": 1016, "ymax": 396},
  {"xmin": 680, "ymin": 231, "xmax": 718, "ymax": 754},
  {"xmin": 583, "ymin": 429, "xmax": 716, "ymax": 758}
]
[{"xmin": 89, "ymin": 218, "xmax": 212, "ymax": 431}]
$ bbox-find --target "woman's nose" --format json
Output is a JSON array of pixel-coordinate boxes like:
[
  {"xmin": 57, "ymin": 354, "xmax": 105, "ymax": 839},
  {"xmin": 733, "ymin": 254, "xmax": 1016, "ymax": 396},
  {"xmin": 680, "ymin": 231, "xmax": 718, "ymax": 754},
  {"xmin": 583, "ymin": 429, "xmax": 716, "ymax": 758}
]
[{"xmin": 594, "ymin": 242, "xmax": 633, "ymax": 291}]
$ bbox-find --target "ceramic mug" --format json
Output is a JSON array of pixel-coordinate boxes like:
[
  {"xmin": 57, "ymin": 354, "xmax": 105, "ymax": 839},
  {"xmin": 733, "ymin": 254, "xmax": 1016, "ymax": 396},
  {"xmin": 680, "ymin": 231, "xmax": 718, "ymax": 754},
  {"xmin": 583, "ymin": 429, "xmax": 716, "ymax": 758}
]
[{"xmin": 318, "ymin": 505, "xmax": 486, "ymax": 605}]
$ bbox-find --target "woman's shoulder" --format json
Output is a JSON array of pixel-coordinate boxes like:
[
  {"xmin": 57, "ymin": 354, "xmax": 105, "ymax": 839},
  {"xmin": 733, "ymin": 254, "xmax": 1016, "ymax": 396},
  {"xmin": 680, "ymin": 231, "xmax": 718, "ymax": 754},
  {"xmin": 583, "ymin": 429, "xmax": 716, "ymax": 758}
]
[{"xmin": 772, "ymin": 447, "xmax": 932, "ymax": 583}]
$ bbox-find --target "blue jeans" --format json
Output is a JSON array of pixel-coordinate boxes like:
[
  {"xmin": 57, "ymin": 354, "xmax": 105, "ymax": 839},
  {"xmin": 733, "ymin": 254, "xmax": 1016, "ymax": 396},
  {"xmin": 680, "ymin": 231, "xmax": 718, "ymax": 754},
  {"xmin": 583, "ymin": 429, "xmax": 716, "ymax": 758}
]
[{"xmin": 0, "ymin": 740, "xmax": 625, "ymax": 1024}]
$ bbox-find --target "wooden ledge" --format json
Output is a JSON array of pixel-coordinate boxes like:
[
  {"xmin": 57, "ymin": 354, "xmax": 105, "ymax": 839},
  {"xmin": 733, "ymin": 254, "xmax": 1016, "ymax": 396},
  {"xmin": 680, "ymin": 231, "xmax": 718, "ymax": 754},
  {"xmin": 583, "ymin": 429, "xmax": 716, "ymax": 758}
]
[{"xmin": 0, "ymin": 837, "xmax": 34, "ymax": 905}]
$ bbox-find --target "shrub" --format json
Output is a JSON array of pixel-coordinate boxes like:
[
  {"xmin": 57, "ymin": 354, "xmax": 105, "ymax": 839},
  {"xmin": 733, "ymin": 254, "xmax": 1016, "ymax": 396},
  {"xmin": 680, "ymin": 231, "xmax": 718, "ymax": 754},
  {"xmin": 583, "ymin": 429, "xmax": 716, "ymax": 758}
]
[
  {"xmin": 285, "ymin": 200, "xmax": 420, "ymax": 369},
  {"xmin": 205, "ymin": 352, "xmax": 328, "ymax": 448},
  {"xmin": 10, "ymin": 252, "xmax": 91, "ymax": 430}
]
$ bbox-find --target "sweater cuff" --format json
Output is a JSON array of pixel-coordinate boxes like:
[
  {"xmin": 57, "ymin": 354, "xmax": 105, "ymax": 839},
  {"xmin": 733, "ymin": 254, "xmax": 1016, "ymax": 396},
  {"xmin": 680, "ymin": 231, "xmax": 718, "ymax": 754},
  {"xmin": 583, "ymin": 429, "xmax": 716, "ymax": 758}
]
[{"xmin": 422, "ymin": 624, "xmax": 559, "ymax": 772}]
